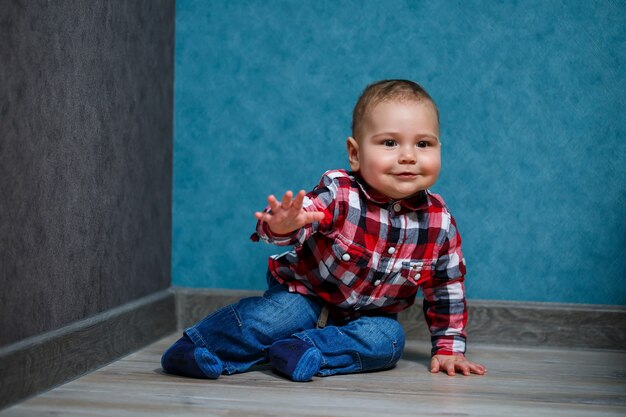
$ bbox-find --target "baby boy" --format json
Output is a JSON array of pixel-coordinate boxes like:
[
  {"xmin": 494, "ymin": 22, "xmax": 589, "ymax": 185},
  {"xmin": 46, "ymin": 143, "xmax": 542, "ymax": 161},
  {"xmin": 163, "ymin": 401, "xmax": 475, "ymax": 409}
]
[{"xmin": 161, "ymin": 79, "xmax": 487, "ymax": 381}]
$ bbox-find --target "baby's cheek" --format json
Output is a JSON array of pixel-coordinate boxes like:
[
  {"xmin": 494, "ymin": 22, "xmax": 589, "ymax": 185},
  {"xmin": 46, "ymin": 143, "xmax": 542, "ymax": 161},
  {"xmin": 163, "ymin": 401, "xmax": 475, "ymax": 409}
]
[
  {"xmin": 420, "ymin": 154, "xmax": 441, "ymax": 174},
  {"xmin": 360, "ymin": 157, "xmax": 388, "ymax": 178}
]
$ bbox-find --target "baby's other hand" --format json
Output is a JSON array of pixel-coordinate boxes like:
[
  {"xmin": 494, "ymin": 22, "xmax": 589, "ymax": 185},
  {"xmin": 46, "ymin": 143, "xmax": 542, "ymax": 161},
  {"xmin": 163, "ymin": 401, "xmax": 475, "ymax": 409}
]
[
  {"xmin": 430, "ymin": 354, "xmax": 487, "ymax": 376},
  {"xmin": 254, "ymin": 190, "xmax": 325, "ymax": 235}
]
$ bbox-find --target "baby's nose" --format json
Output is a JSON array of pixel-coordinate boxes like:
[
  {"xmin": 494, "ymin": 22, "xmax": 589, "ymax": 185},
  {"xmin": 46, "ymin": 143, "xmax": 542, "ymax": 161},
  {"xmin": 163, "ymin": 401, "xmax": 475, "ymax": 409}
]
[{"xmin": 398, "ymin": 147, "xmax": 417, "ymax": 163}]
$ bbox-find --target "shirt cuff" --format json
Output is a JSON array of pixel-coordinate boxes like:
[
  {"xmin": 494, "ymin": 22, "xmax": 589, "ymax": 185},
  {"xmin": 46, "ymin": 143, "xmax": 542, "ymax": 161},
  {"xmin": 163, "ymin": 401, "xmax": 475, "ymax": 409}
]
[{"xmin": 431, "ymin": 335, "xmax": 466, "ymax": 356}]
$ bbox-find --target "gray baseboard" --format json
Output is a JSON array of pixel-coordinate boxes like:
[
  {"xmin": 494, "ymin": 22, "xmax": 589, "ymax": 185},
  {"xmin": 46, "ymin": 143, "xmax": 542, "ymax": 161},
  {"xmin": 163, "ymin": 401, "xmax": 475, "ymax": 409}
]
[
  {"xmin": 174, "ymin": 288, "xmax": 626, "ymax": 351},
  {"xmin": 0, "ymin": 290, "xmax": 176, "ymax": 410},
  {"xmin": 174, "ymin": 287, "xmax": 262, "ymax": 330}
]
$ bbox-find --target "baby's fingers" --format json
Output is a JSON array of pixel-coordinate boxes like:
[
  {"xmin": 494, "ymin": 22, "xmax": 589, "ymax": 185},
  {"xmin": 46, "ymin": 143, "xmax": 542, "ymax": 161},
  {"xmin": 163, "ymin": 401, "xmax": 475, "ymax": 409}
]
[
  {"xmin": 468, "ymin": 363, "xmax": 487, "ymax": 375},
  {"xmin": 444, "ymin": 362, "xmax": 457, "ymax": 376},
  {"xmin": 291, "ymin": 190, "xmax": 307, "ymax": 211},
  {"xmin": 280, "ymin": 190, "xmax": 294, "ymax": 209},
  {"xmin": 254, "ymin": 211, "xmax": 272, "ymax": 222},
  {"xmin": 429, "ymin": 357, "xmax": 441, "ymax": 373},
  {"xmin": 267, "ymin": 194, "xmax": 281, "ymax": 212},
  {"xmin": 303, "ymin": 211, "xmax": 325, "ymax": 224},
  {"xmin": 456, "ymin": 362, "xmax": 471, "ymax": 376}
]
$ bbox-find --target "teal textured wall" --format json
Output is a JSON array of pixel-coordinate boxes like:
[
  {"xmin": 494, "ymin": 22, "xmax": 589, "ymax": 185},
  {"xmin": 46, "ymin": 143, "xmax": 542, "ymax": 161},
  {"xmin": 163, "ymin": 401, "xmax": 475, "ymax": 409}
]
[{"xmin": 173, "ymin": 0, "xmax": 626, "ymax": 304}]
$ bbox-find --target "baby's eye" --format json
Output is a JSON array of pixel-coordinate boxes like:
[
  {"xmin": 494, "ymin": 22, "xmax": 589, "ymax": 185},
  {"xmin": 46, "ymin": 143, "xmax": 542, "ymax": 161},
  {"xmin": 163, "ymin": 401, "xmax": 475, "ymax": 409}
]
[
  {"xmin": 383, "ymin": 139, "xmax": 397, "ymax": 147},
  {"xmin": 417, "ymin": 140, "xmax": 429, "ymax": 148}
]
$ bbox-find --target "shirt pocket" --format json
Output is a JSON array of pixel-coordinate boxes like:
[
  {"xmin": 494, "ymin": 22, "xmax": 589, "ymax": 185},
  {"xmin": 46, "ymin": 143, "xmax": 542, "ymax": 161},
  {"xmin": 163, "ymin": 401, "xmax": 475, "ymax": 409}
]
[
  {"xmin": 399, "ymin": 258, "xmax": 435, "ymax": 286},
  {"xmin": 325, "ymin": 235, "xmax": 371, "ymax": 287}
]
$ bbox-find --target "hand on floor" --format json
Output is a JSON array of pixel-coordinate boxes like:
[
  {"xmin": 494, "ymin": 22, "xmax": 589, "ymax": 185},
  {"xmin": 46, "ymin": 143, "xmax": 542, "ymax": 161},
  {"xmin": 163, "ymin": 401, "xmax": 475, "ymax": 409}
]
[{"xmin": 430, "ymin": 354, "xmax": 487, "ymax": 376}]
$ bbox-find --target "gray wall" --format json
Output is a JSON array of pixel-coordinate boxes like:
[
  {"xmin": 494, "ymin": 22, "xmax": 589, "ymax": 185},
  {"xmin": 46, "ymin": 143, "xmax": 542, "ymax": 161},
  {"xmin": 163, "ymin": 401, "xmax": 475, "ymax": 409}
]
[{"xmin": 0, "ymin": 0, "xmax": 174, "ymax": 348}]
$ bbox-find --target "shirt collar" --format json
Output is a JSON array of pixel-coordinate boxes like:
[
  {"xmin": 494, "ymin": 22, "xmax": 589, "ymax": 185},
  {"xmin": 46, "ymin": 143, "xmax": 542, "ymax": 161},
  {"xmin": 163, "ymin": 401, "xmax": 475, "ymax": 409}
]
[{"xmin": 351, "ymin": 172, "xmax": 431, "ymax": 211}]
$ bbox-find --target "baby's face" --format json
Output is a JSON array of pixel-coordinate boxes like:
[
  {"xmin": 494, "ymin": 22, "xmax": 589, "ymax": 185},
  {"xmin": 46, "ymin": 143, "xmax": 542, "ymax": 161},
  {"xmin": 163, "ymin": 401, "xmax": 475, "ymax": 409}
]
[{"xmin": 348, "ymin": 100, "xmax": 441, "ymax": 200}]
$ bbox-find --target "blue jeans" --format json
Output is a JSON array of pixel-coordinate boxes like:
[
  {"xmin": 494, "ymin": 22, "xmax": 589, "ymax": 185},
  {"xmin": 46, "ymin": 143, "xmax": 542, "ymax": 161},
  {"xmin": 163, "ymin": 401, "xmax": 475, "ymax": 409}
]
[{"xmin": 185, "ymin": 276, "xmax": 405, "ymax": 376}]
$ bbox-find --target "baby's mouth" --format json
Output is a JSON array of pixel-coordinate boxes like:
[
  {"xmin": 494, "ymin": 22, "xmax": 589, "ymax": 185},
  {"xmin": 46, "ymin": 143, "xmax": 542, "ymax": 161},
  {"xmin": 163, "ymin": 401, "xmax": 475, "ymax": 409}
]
[{"xmin": 393, "ymin": 172, "xmax": 418, "ymax": 179}]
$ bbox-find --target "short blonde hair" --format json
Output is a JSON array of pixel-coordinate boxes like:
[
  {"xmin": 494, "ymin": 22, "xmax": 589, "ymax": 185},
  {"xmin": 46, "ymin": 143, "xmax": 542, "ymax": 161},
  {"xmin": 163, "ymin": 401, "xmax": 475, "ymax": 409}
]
[{"xmin": 351, "ymin": 79, "xmax": 439, "ymax": 138}]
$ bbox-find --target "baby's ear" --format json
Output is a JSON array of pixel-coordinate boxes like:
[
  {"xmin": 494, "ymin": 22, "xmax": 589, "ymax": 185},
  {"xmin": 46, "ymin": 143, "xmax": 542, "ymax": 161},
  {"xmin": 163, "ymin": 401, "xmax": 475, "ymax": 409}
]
[{"xmin": 347, "ymin": 137, "xmax": 360, "ymax": 171}]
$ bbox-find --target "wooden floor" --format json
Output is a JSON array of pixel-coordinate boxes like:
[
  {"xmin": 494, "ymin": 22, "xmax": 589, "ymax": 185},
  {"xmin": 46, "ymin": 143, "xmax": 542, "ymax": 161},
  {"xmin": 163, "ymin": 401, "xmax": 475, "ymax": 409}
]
[{"xmin": 3, "ymin": 333, "xmax": 626, "ymax": 417}]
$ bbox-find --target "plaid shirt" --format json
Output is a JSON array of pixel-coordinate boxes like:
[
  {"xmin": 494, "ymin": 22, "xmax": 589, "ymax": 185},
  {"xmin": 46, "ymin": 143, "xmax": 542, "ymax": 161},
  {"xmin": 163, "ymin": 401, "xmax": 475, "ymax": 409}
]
[{"xmin": 252, "ymin": 170, "xmax": 467, "ymax": 355}]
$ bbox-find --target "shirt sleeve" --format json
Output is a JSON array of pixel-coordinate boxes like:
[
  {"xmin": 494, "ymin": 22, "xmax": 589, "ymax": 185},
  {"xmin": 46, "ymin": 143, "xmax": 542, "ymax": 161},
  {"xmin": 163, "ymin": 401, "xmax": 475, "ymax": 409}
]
[
  {"xmin": 421, "ymin": 214, "xmax": 468, "ymax": 356},
  {"xmin": 250, "ymin": 171, "xmax": 341, "ymax": 246}
]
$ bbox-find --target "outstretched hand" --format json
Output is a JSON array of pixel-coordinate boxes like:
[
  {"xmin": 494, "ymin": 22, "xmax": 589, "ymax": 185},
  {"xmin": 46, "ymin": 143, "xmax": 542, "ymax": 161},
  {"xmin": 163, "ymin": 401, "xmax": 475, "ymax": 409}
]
[
  {"xmin": 254, "ymin": 190, "xmax": 325, "ymax": 235},
  {"xmin": 430, "ymin": 354, "xmax": 487, "ymax": 376}
]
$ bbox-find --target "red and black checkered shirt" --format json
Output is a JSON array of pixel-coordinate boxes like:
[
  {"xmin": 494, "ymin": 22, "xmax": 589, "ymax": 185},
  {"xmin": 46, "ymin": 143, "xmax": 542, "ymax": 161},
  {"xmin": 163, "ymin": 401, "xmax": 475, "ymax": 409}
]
[{"xmin": 252, "ymin": 170, "xmax": 467, "ymax": 355}]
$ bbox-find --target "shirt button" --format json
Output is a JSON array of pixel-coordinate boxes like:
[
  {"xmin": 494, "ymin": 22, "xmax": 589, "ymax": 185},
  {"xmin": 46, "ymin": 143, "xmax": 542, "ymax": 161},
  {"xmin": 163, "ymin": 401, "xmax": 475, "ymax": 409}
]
[
  {"xmin": 374, "ymin": 280, "xmax": 381, "ymax": 286},
  {"xmin": 387, "ymin": 247, "xmax": 396, "ymax": 255},
  {"xmin": 393, "ymin": 203, "xmax": 402, "ymax": 212},
  {"xmin": 341, "ymin": 253, "xmax": 351, "ymax": 261}
]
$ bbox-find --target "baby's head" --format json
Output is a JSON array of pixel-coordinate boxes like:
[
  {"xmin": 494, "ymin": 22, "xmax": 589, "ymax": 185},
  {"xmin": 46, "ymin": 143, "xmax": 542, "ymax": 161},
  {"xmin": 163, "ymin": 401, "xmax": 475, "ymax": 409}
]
[
  {"xmin": 347, "ymin": 80, "xmax": 441, "ymax": 200},
  {"xmin": 351, "ymin": 79, "xmax": 439, "ymax": 140}
]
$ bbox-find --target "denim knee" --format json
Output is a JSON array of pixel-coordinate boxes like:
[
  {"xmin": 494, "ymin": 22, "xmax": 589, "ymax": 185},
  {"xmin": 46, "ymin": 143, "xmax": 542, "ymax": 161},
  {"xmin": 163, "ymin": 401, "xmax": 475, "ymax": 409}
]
[
  {"xmin": 303, "ymin": 315, "xmax": 406, "ymax": 376},
  {"xmin": 360, "ymin": 316, "xmax": 405, "ymax": 369}
]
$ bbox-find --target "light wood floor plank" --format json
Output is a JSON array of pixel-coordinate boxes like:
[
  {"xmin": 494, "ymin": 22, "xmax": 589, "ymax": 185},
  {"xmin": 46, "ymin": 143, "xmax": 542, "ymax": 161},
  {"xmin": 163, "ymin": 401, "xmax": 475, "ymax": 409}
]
[{"xmin": 3, "ymin": 333, "xmax": 625, "ymax": 417}]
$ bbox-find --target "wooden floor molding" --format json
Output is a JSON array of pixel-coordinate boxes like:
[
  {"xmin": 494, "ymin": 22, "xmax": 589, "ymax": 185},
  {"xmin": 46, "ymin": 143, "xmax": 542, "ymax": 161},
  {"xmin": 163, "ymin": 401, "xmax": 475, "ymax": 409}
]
[
  {"xmin": 174, "ymin": 287, "xmax": 626, "ymax": 351},
  {"xmin": 0, "ymin": 290, "xmax": 176, "ymax": 409}
]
